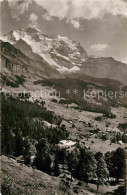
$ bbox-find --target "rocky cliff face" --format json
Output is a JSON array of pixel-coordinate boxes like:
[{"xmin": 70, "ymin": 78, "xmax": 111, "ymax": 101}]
[
  {"xmin": 1, "ymin": 41, "xmax": 29, "ymax": 74},
  {"xmin": 0, "ymin": 40, "xmax": 61, "ymax": 81}
]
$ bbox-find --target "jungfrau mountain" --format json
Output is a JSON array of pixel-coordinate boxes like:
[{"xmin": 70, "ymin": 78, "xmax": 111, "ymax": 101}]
[{"xmin": 1, "ymin": 27, "xmax": 127, "ymax": 85}]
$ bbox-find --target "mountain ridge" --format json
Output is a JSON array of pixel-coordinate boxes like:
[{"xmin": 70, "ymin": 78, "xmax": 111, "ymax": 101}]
[{"xmin": 1, "ymin": 27, "xmax": 127, "ymax": 85}]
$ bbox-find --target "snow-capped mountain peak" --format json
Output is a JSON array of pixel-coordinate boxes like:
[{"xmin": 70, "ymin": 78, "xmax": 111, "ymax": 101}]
[{"xmin": 2, "ymin": 27, "xmax": 88, "ymax": 73}]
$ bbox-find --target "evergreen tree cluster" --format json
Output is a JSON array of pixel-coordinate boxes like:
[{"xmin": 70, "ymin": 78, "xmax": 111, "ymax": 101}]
[{"xmin": 1, "ymin": 94, "xmax": 69, "ymax": 156}]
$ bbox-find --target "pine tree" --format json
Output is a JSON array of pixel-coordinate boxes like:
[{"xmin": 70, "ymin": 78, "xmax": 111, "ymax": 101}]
[
  {"xmin": 15, "ymin": 132, "xmax": 23, "ymax": 157},
  {"xmin": 111, "ymin": 148, "xmax": 126, "ymax": 182},
  {"xmin": 75, "ymin": 149, "xmax": 97, "ymax": 184},
  {"xmin": 33, "ymin": 139, "xmax": 52, "ymax": 174},
  {"xmin": 23, "ymin": 138, "xmax": 31, "ymax": 165},
  {"xmin": 67, "ymin": 150, "xmax": 78, "ymax": 180},
  {"xmin": 95, "ymin": 152, "xmax": 109, "ymax": 191},
  {"xmin": 53, "ymin": 157, "xmax": 60, "ymax": 176}
]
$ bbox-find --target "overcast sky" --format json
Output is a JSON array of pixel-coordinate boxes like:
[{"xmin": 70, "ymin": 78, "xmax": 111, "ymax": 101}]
[{"xmin": 1, "ymin": 0, "xmax": 127, "ymax": 63}]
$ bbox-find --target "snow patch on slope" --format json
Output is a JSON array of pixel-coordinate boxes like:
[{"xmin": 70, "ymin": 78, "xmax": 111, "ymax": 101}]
[
  {"xmin": 57, "ymin": 66, "xmax": 80, "ymax": 73},
  {"xmin": 57, "ymin": 35, "xmax": 77, "ymax": 51}
]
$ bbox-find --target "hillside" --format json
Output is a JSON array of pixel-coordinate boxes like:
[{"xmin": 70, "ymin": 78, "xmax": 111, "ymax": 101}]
[
  {"xmin": 82, "ymin": 57, "xmax": 127, "ymax": 85},
  {"xmin": 34, "ymin": 78, "xmax": 127, "ymax": 110},
  {"xmin": 1, "ymin": 155, "xmax": 95, "ymax": 195}
]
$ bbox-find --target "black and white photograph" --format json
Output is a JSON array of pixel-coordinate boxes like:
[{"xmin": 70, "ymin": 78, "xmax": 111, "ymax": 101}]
[{"xmin": 0, "ymin": 0, "xmax": 127, "ymax": 194}]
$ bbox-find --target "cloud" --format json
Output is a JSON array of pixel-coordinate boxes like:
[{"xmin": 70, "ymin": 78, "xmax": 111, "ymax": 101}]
[
  {"xmin": 71, "ymin": 20, "xmax": 80, "ymax": 29},
  {"xmin": 42, "ymin": 13, "xmax": 52, "ymax": 21},
  {"xmin": 34, "ymin": 0, "xmax": 127, "ymax": 20},
  {"xmin": 29, "ymin": 13, "xmax": 38, "ymax": 27},
  {"xmin": 6, "ymin": 0, "xmax": 127, "ymax": 28},
  {"xmin": 90, "ymin": 43, "xmax": 109, "ymax": 51},
  {"xmin": 8, "ymin": 0, "xmax": 32, "ymax": 19},
  {"xmin": 29, "ymin": 13, "xmax": 38, "ymax": 21}
]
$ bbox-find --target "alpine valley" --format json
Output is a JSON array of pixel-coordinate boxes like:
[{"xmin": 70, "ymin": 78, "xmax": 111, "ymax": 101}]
[{"xmin": 1, "ymin": 27, "xmax": 127, "ymax": 195}]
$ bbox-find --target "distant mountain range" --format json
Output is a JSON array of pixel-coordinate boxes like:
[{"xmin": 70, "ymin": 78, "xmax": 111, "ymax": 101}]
[{"xmin": 1, "ymin": 27, "xmax": 127, "ymax": 85}]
